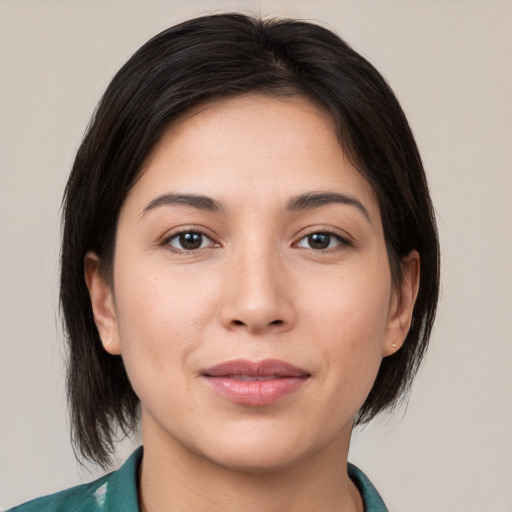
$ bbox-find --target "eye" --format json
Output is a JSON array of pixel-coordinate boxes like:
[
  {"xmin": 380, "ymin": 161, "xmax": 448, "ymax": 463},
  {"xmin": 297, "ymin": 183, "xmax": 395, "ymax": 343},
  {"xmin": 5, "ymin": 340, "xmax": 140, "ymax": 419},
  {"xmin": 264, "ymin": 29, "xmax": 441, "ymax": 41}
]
[
  {"xmin": 166, "ymin": 231, "xmax": 215, "ymax": 251},
  {"xmin": 296, "ymin": 232, "xmax": 347, "ymax": 250}
]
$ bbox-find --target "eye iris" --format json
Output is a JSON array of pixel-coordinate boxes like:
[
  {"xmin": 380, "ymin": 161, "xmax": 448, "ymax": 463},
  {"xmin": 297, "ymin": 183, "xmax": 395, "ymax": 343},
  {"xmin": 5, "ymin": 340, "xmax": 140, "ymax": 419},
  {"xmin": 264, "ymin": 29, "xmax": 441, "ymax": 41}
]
[
  {"xmin": 179, "ymin": 232, "xmax": 202, "ymax": 250},
  {"xmin": 308, "ymin": 233, "xmax": 330, "ymax": 249}
]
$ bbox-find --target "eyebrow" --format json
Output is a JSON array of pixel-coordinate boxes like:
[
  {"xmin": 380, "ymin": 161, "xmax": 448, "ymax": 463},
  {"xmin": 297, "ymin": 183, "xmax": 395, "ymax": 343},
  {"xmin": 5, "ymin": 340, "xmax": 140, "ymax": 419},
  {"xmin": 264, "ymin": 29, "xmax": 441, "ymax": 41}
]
[
  {"xmin": 286, "ymin": 192, "xmax": 372, "ymax": 223},
  {"xmin": 140, "ymin": 191, "xmax": 371, "ymax": 224},
  {"xmin": 140, "ymin": 193, "xmax": 224, "ymax": 218}
]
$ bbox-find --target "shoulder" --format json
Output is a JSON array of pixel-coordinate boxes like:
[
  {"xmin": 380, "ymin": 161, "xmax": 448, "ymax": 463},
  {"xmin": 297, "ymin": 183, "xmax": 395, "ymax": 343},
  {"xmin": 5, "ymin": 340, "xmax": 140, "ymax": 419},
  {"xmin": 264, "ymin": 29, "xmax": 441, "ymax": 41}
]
[
  {"xmin": 6, "ymin": 448, "xmax": 142, "ymax": 512},
  {"xmin": 348, "ymin": 463, "xmax": 389, "ymax": 512}
]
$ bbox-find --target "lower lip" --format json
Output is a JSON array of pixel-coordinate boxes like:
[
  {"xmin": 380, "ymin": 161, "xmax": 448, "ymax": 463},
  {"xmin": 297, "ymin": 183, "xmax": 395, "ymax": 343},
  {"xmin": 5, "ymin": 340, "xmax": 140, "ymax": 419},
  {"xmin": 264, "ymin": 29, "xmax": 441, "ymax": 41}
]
[{"xmin": 202, "ymin": 376, "xmax": 308, "ymax": 406}]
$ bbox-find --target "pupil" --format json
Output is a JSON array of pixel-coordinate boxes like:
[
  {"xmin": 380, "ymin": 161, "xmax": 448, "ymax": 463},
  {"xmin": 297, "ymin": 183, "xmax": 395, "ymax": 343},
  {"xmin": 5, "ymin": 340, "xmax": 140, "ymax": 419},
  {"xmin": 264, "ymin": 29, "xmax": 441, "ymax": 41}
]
[
  {"xmin": 309, "ymin": 233, "xmax": 330, "ymax": 249},
  {"xmin": 180, "ymin": 232, "xmax": 202, "ymax": 250}
]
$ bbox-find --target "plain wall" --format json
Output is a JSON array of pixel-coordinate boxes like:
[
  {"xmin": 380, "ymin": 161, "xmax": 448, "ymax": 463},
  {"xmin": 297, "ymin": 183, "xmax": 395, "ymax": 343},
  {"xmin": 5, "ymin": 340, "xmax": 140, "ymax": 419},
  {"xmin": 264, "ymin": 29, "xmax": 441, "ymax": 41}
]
[{"xmin": 1, "ymin": 0, "xmax": 511, "ymax": 510}]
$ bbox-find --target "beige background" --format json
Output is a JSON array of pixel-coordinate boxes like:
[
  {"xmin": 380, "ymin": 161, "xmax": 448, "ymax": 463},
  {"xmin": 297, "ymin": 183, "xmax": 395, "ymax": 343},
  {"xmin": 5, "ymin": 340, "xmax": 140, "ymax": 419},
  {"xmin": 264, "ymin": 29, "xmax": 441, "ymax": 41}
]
[{"xmin": 1, "ymin": 0, "xmax": 511, "ymax": 510}]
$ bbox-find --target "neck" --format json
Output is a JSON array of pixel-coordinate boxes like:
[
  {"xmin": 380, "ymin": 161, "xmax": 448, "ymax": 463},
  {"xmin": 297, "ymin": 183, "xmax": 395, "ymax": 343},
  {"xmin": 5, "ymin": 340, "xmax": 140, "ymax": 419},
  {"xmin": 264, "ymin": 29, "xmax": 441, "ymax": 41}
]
[{"xmin": 138, "ymin": 417, "xmax": 363, "ymax": 512}]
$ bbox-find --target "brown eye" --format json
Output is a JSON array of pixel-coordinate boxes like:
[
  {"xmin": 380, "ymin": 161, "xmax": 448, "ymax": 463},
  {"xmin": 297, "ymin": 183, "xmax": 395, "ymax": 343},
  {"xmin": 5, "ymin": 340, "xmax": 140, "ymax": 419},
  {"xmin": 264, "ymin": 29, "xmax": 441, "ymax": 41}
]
[
  {"xmin": 168, "ymin": 231, "xmax": 211, "ymax": 251},
  {"xmin": 296, "ymin": 232, "xmax": 347, "ymax": 250},
  {"xmin": 308, "ymin": 233, "xmax": 331, "ymax": 249}
]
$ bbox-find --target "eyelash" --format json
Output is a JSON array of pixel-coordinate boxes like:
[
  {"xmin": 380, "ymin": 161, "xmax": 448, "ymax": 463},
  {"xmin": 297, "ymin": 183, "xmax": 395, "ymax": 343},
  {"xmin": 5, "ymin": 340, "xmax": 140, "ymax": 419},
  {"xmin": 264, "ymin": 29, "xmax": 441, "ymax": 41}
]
[
  {"xmin": 163, "ymin": 228, "xmax": 352, "ymax": 253},
  {"xmin": 294, "ymin": 230, "xmax": 352, "ymax": 251},
  {"xmin": 164, "ymin": 230, "xmax": 218, "ymax": 253}
]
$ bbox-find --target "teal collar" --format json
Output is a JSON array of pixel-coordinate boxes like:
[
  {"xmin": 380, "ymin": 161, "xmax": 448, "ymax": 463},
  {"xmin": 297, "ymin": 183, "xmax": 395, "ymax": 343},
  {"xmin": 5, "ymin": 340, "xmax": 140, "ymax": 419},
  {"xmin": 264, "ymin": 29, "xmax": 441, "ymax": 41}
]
[
  {"xmin": 7, "ymin": 448, "xmax": 142, "ymax": 511},
  {"xmin": 96, "ymin": 446, "xmax": 142, "ymax": 511},
  {"xmin": 348, "ymin": 462, "xmax": 388, "ymax": 511}
]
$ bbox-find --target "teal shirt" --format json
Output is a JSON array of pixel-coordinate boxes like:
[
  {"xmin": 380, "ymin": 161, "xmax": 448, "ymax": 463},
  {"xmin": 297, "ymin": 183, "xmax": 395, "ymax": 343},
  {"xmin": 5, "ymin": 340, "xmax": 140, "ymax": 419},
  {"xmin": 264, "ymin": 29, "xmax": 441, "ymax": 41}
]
[{"xmin": 8, "ymin": 448, "xmax": 388, "ymax": 511}]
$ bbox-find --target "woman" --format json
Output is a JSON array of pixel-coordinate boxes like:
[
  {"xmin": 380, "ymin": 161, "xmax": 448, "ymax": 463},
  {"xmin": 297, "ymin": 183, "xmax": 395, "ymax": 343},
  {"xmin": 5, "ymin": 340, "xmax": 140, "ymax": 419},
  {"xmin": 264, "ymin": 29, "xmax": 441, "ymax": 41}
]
[{"xmin": 9, "ymin": 13, "xmax": 439, "ymax": 512}]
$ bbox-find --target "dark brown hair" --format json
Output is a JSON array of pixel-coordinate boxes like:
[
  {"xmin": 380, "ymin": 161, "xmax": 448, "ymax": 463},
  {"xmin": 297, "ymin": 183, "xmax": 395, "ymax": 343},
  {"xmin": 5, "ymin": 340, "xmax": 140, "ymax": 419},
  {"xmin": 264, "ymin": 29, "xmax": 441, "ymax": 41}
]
[{"xmin": 60, "ymin": 13, "xmax": 439, "ymax": 467}]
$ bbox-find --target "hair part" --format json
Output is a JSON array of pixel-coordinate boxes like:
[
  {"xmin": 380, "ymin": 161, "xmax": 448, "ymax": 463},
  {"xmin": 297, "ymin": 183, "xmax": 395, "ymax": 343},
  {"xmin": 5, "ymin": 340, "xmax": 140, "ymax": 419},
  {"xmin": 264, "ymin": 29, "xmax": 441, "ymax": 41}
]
[{"xmin": 61, "ymin": 13, "xmax": 439, "ymax": 467}]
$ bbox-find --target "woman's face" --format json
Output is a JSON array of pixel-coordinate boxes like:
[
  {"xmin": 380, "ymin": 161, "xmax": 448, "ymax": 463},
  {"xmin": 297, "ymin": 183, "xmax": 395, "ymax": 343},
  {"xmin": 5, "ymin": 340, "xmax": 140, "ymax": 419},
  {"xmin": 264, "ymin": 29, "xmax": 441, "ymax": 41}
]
[{"xmin": 87, "ymin": 94, "xmax": 417, "ymax": 472}]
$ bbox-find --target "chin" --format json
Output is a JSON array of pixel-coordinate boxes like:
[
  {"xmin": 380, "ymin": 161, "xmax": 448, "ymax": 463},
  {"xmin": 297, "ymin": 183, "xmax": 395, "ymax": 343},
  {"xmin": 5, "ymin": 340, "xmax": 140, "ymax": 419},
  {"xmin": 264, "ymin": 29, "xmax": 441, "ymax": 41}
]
[
  {"xmin": 192, "ymin": 422, "xmax": 344, "ymax": 475},
  {"xmin": 205, "ymin": 442, "xmax": 309, "ymax": 474}
]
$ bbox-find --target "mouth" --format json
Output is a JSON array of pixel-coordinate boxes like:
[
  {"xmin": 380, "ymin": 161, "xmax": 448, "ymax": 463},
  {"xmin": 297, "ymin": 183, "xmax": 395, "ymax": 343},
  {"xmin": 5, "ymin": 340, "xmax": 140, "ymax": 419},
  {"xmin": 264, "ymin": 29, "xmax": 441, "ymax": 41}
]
[{"xmin": 200, "ymin": 359, "xmax": 311, "ymax": 406}]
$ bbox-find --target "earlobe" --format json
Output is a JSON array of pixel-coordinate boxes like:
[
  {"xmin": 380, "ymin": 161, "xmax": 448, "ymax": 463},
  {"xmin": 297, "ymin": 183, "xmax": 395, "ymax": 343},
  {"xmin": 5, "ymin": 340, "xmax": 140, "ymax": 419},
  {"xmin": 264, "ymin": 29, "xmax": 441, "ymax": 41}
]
[
  {"xmin": 84, "ymin": 252, "xmax": 122, "ymax": 355},
  {"xmin": 383, "ymin": 251, "xmax": 420, "ymax": 357}
]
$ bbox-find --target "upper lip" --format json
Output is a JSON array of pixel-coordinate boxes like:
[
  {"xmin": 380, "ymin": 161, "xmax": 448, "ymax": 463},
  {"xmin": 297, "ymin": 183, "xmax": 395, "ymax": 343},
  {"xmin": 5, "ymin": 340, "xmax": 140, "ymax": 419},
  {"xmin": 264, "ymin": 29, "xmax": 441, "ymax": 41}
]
[{"xmin": 201, "ymin": 359, "xmax": 310, "ymax": 378}]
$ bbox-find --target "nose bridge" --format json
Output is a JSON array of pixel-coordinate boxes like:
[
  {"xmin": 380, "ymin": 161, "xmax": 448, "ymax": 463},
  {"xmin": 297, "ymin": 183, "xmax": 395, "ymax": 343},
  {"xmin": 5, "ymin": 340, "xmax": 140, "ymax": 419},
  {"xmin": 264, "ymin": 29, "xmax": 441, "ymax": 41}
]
[{"xmin": 220, "ymin": 233, "xmax": 294, "ymax": 333}]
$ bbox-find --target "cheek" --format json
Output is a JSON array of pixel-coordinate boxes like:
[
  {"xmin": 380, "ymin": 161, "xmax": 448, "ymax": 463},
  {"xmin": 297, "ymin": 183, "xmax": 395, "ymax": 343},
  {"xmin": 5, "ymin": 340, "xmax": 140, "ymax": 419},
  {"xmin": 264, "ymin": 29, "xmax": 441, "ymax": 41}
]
[
  {"xmin": 304, "ymin": 263, "xmax": 392, "ymax": 397},
  {"xmin": 311, "ymin": 264, "xmax": 392, "ymax": 345},
  {"xmin": 111, "ymin": 258, "xmax": 220, "ymax": 391}
]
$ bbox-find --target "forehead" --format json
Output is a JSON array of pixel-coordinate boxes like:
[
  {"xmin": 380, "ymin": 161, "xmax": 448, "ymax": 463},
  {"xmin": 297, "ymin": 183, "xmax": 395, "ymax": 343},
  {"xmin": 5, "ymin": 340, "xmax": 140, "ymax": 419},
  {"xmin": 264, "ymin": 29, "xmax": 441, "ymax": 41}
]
[{"xmin": 123, "ymin": 94, "xmax": 380, "ymax": 220}]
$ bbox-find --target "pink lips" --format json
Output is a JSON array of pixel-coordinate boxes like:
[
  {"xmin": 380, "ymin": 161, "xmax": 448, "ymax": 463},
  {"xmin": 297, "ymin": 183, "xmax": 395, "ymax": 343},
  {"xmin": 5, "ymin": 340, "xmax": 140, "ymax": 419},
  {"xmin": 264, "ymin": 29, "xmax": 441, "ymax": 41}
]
[{"xmin": 201, "ymin": 359, "xmax": 310, "ymax": 406}]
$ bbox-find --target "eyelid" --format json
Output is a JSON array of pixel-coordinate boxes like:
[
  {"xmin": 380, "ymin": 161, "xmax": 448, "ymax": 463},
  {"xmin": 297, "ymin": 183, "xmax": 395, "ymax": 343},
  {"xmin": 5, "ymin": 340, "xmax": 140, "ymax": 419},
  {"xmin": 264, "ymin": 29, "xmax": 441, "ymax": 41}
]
[
  {"xmin": 161, "ymin": 226, "xmax": 221, "ymax": 252},
  {"xmin": 293, "ymin": 226, "xmax": 354, "ymax": 250}
]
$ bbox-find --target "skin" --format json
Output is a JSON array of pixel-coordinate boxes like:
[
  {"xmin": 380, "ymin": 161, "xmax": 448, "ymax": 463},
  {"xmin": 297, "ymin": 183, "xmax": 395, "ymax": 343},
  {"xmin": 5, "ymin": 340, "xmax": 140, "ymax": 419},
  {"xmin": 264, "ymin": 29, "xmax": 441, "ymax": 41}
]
[{"xmin": 86, "ymin": 95, "xmax": 419, "ymax": 512}]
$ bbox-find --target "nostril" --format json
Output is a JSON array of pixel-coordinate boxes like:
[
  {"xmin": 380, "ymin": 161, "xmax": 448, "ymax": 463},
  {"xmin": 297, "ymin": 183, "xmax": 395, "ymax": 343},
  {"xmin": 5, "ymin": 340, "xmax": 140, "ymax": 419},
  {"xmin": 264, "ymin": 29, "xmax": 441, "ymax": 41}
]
[{"xmin": 231, "ymin": 319, "xmax": 284, "ymax": 328}]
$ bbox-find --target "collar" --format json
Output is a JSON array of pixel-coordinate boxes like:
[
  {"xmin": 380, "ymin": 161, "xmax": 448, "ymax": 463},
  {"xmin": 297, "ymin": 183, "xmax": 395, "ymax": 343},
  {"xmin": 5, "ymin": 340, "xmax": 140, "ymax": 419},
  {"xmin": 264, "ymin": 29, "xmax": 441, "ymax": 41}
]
[{"xmin": 348, "ymin": 462, "xmax": 388, "ymax": 511}]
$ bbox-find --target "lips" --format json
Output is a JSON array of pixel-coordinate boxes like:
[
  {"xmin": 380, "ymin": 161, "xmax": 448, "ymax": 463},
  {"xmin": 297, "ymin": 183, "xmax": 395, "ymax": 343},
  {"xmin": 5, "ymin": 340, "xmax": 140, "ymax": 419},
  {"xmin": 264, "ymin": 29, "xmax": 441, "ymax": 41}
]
[{"xmin": 201, "ymin": 359, "xmax": 310, "ymax": 406}]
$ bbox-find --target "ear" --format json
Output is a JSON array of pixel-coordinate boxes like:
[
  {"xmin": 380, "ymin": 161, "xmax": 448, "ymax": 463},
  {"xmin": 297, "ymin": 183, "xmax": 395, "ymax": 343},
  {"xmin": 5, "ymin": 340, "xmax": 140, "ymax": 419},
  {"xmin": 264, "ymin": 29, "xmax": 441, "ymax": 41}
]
[
  {"xmin": 84, "ymin": 251, "xmax": 121, "ymax": 355},
  {"xmin": 382, "ymin": 250, "xmax": 420, "ymax": 357}
]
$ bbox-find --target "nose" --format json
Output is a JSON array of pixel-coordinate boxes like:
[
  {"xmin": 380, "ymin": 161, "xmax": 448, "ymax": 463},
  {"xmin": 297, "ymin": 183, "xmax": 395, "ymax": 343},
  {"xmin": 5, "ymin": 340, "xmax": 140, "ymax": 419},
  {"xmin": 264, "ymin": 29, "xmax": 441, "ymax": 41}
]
[{"xmin": 219, "ymin": 245, "xmax": 296, "ymax": 335}]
